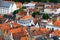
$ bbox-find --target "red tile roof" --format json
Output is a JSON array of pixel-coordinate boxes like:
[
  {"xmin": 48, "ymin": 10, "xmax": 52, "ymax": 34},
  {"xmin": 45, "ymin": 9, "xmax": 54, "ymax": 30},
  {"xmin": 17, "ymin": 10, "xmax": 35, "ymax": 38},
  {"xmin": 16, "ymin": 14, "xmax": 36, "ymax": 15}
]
[
  {"xmin": 52, "ymin": 30, "xmax": 60, "ymax": 36},
  {"xmin": 18, "ymin": 11, "xmax": 27, "ymax": 15},
  {"xmin": 21, "ymin": 37, "xmax": 27, "ymax": 40},
  {"xmin": 21, "ymin": 15, "xmax": 33, "ymax": 20},
  {"xmin": 53, "ymin": 20, "xmax": 60, "ymax": 26},
  {"xmin": 11, "ymin": 22, "xmax": 21, "ymax": 28},
  {"xmin": 9, "ymin": 28, "xmax": 22, "ymax": 34},
  {"xmin": 0, "ymin": 21, "xmax": 21, "ymax": 31},
  {"xmin": 33, "ymin": 28, "xmax": 50, "ymax": 36},
  {"xmin": 0, "ymin": 23, "xmax": 10, "ymax": 31},
  {"xmin": 0, "ymin": 15, "xmax": 3, "ymax": 18}
]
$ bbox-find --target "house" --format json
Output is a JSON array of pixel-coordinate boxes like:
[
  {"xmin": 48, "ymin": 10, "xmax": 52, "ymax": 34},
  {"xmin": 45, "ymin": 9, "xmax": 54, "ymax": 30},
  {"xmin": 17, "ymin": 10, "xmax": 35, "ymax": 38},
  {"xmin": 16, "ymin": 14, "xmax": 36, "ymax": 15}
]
[
  {"xmin": 0, "ymin": 1, "xmax": 22, "ymax": 14},
  {"xmin": 9, "ymin": 27, "xmax": 28, "ymax": 40},
  {"xmin": 15, "ymin": 11, "xmax": 27, "ymax": 20},
  {"xmin": 0, "ymin": 20, "xmax": 28, "ymax": 40},
  {"xmin": 23, "ymin": 2, "xmax": 36, "ymax": 9},
  {"xmin": 17, "ymin": 15, "xmax": 35, "ymax": 26},
  {"xmin": 52, "ymin": 8, "xmax": 60, "ymax": 14},
  {"xmin": 44, "ymin": 3, "xmax": 52, "ymax": 8},
  {"xmin": 51, "ymin": 30, "xmax": 60, "ymax": 36},
  {"xmin": 0, "ymin": 1, "xmax": 14, "ymax": 14},
  {"xmin": 53, "ymin": 20, "xmax": 60, "ymax": 27},
  {"xmin": 35, "ymin": 2, "xmax": 44, "ymax": 8},
  {"xmin": 44, "ymin": 8, "xmax": 52, "ymax": 13},
  {"xmin": 46, "ymin": 17, "xmax": 60, "ymax": 30}
]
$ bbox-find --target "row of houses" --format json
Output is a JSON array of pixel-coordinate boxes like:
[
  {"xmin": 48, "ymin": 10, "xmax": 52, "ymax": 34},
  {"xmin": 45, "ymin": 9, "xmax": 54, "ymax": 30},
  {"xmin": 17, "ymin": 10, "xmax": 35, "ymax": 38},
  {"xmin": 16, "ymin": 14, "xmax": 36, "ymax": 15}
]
[
  {"xmin": 0, "ymin": 0, "xmax": 60, "ymax": 40},
  {"xmin": 0, "ymin": 1, "xmax": 22, "ymax": 14},
  {"xmin": 1, "ymin": 1, "xmax": 60, "ymax": 14}
]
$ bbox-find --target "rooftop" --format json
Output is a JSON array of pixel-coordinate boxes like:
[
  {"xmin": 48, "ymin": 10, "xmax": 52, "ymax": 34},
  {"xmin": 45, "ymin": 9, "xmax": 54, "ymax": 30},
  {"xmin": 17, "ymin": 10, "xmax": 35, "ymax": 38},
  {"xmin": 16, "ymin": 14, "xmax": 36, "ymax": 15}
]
[
  {"xmin": 21, "ymin": 15, "xmax": 33, "ymax": 20},
  {"xmin": 0, "ymin": 1, "xmax": 13, "ymax": 8}
]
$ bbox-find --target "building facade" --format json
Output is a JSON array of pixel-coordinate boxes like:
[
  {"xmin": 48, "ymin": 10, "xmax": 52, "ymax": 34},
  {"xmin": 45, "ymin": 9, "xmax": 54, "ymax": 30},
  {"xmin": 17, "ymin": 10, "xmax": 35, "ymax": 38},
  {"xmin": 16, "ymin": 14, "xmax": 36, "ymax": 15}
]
[{"xmin": 0, "ymin": 1, "xmax": 20, "ymax": 14}]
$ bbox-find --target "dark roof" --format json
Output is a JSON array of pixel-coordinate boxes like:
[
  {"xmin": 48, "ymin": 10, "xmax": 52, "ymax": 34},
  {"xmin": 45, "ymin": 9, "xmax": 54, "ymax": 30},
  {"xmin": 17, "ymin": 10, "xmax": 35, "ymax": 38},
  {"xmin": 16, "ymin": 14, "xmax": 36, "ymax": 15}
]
[{"xmin": 0, "ymin": 1, "xmax": 14, "ymax": 8}]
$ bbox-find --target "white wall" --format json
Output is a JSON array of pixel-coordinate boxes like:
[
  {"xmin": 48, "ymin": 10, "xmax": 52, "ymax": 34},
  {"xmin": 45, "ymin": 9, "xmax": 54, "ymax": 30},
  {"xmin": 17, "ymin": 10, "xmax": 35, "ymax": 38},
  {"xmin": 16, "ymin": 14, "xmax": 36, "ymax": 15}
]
[
  {"xmin": 52, "ymin": 8, "xmax": 60, "ymax": 14},
  {"xmin": 9, "ymin": 4, "xmax": 12, "ymax": 14},
  {"xmin": 44, "ymin": 8, "xmax": 52, "ymax": 13},
  {"xmin": 0, "ymin": 7, "xmax": 9, "ymax": 14},
  {"xmin": 12, "ymin": 3, "xmax": 17, "ymax": 12},
  {"xmin": 17, "ymin": 19, "xmax": 34, "ymax": 26},
  {"xmin": 46, "ymin": 24, "xmax": 60, "ymax": 30}
]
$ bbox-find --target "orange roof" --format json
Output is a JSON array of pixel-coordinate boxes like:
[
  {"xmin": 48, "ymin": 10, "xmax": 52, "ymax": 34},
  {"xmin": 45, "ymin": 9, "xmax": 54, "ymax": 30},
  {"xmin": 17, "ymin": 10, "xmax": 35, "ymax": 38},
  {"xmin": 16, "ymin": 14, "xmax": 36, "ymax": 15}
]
[
  {"xmin": 0, "ymin": 23, "xmax": 10, "ymax": 31},
  {"xmin": 33, "ymin": 28, "xmax": 50, "ymax": 36},
  {"xmin": 11, "ymin": 22, "xmax": 21, "ymax": 28},
  {"xmin": 0, "ymin": 21, "xmax": 21, "ymax": 31},
  {"xmin": 15, "ymin": 2, "xmax": 22, "ymax": 8},
  {"xmin": 21, "ymin": 15, "xmax": 33, "ymax": 20},
  {"xmin": 21, "ymin": 37, "xmax": 27, "ymax": 40},
  {"xmin": 0, "ymin": 15, "xmax": 3, "ymax": 18},
  {"xmin": 53, "ymin": 20, "xmax": 60, "ymax": 26},
  {"xmin": 9, "ymin": 28, "xmax": 22, "ymax": 34},
  {"xmin": 18, "ymin": 11, "xmax": 27, "ymax": 15},
  {"xmin": 52, "ymin": 30, "xmax": 60, "ymax": 36},
  {"xmin": 40, "ymin": 28, "xmax": 49, "ymax": 33}
]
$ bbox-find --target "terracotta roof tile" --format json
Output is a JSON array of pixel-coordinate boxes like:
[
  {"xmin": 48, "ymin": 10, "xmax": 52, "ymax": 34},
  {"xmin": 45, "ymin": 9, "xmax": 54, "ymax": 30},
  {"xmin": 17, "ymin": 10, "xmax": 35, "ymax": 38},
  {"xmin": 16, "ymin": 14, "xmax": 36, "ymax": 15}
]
[
  {"xmin": 0, "ymin": 15, "xmax": 3, "ymax": 18},
  {"xmin": 33, "ymin": 28, "xmax": 49, "ymax": 36},
  {"xmin": 9, "ymin": 28, "xmax": 22, "ymax": 34},
  {"xmin": 0, "ymin": 23, "xmax": 10, "ymax": 31},
  {"xmin": 18, "ymin": 11, "xmax": 27, "ymax": 15},
  {"xmin": 21, "ymin": 15, "xmax": 33, "ymax": 20},
  {"xmin": 11, "ymin": 22, "xmax": 21, "ymax": 28},
  {"xmin": 53, "ymin": 20, "xmax": 60, "ymax": 26},
  {"xmin": 52, "ymin": 30, "xmax": 60, "ymax": 36},
  {"xmin": 21, "ymin": 37, "xmax": 27, "ymax": 40}
]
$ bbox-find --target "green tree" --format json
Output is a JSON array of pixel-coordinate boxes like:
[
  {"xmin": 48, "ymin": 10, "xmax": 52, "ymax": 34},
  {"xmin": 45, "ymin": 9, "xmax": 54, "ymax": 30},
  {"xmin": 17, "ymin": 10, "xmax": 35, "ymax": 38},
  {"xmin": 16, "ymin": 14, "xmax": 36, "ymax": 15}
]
[
  {"xmin": 45, "ymin": 0, "xmax": 49, "ymax": 3},
  {"xmin": 32, "ymin": 12, "xmax": 40, "ymax": 18},
  {"xmin": 13, "ymin": 10, "xmax": 19, "ymax": 15},
  {"xmin": 42, "ymin": 13, "xmax": 50, "ymax": 19},
  {"xmin": 12, "ymin": 0, "xmax": 25, "ymax": 3},
  {"xmin": 57, "ymin": 0, "xmax": 60, "ymax": 3},
  {"xmin": 12, "ymin": 0, "xmax": 20, "ymax": 2},
  {"xmin": 32, "ymin": 0, "xmax": 41, "ymax": 2},
  {"xmin": 13, "ymin": 8, "xmax": 24, "ymax": 15},
  {"xmin": 49, "ymin": 0, "xmax": 57, "ymax": 3}
]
